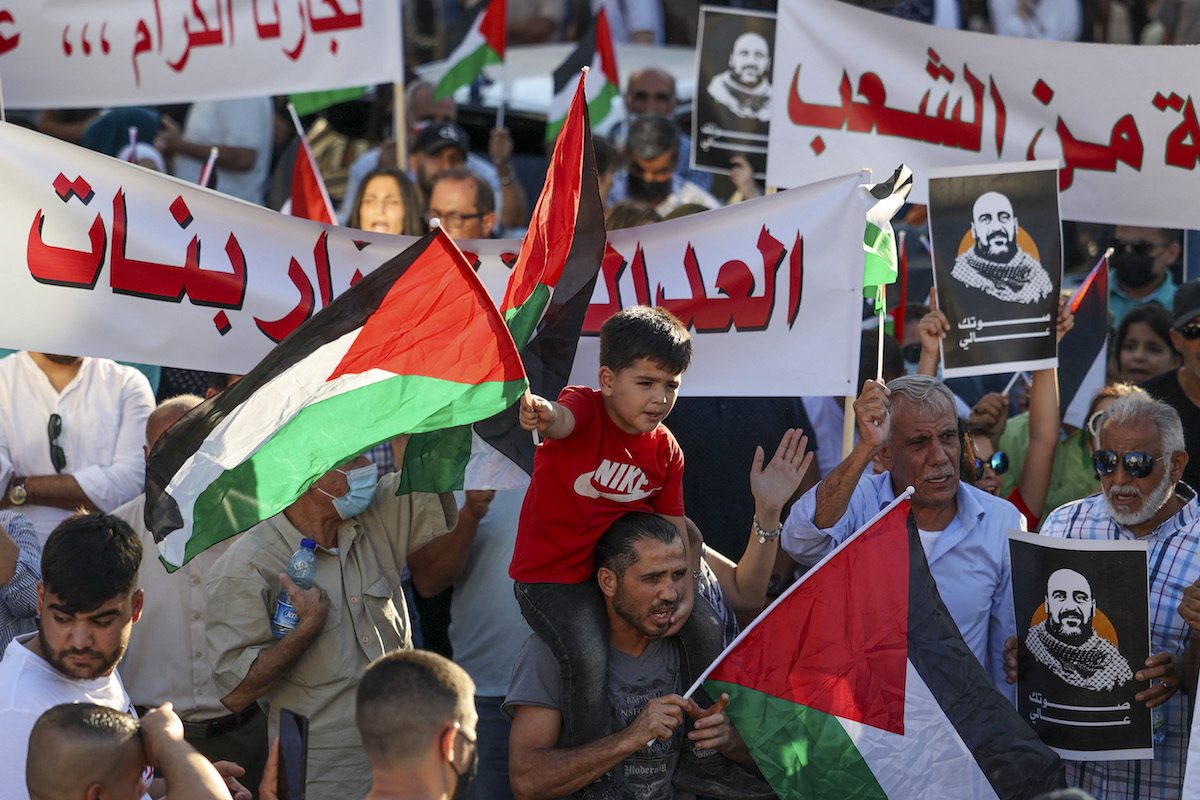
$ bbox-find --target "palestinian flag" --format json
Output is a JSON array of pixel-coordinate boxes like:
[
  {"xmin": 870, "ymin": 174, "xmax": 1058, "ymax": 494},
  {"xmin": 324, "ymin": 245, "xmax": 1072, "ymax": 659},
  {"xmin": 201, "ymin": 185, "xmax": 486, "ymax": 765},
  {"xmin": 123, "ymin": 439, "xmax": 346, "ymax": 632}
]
[
  {"xmin": 434, "ymin": 0, "xmax": 506, "ymax": 101},
  {"xmin": 1059, "ymin": 254, "xmax": 1109, "ymax": 429},
  {"xmin": 144, "ymin": 229, "xmax": 527, "ymax": 569},
  {"xmin": 287, "ymin": 104, "xmax": 337, "ymax": 226},
  {"xmin": 862, "ymin": 165, "xmax": 913, "ymax": 313},
  {"xmin": 701, "ymin": 495, "xmax": 1064, "ymax": 799},
  {"xmin": 401, "ymin": 68, "xmax": 606, "ymax": 490},
  {"xmin": 289, "ymin": 86, "xmax": 367, "ymax": 117},
  {"xmin": 546, "ymin": 9, "xmax": 620, "ymax": 142}
]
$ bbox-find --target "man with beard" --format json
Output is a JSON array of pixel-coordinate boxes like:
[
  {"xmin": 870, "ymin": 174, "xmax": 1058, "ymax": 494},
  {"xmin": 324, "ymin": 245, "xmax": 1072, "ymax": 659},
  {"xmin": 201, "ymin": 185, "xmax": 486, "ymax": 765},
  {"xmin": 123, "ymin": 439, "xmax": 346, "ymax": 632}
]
[
  {"xmin": 1025, "ymin": 568, "xmax": 1134, "ymax": 691},
  {"xmin": 506, "ymin": 513, "xmax": 762, "ymax": 800},
  {"xmin": 706, "ymin": 32, "xmax": 772, "ymax": 122},
  {"xmin": 783, "ymin": 375, "xmax": 1023, "ymax": 699},
  {"xmin": 612, "ymin": 115, "xmax": 719, "ymax": 218},
  {"xmin": 1007, "ymin": 394, "xmax": 1196, "ymax": 798},
  {"xmin": 0, "ymin": 353, "xmax": 154, "ymax": 544},
  {"xmin": 951, "ymin": 191, "xmax": 1053, "ymax": 305},
  {"xmin": 0, "ymin": 513, "xmax": 228, "ymax": 800},
  {"xmin": 1109, "ymin": 226, "xmax": 1181, "ymax": 328}
]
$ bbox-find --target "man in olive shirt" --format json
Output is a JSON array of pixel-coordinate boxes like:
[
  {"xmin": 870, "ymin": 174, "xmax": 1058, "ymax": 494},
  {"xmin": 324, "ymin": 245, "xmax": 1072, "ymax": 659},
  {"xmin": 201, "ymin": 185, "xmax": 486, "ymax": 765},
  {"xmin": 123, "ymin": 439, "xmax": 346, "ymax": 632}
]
[{"xmin": 205, "ymin": 452, "xmax": 455, "ymax": 800}]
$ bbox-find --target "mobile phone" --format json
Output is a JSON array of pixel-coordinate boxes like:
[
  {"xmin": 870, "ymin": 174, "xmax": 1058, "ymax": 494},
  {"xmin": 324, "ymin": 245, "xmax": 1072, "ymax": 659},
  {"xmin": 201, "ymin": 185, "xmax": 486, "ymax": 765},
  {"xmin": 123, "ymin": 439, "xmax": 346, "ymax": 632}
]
[{"xmin": 277, "ymin": 708, "xmax": 309, "ymax": 800}]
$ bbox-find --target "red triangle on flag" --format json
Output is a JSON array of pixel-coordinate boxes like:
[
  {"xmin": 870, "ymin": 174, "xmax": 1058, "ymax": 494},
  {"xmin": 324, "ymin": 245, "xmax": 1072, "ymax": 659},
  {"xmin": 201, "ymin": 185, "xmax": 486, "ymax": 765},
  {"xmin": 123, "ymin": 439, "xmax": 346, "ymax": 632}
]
[{"xmin": 707, "ymin": 500, "xmax": 911, "ymax": 735}]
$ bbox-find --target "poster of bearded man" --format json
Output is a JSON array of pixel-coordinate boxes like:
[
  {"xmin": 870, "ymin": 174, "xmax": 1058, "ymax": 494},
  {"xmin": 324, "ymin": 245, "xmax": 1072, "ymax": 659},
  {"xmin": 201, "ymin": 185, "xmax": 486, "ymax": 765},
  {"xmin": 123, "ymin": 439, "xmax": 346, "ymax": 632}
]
[
  {"xmin": 1010, "ymin": 530, "xmax": 1152, "ymax": 761},
  {"xmin": 929, "ymin": 161, "xmax": 1062, "ymax": 378}
]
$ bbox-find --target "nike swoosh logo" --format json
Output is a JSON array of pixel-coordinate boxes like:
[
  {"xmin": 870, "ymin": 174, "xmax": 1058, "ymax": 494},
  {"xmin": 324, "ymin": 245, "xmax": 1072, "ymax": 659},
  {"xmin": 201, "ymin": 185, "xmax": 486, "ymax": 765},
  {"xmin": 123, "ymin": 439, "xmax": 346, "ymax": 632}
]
[{"xmin": 573, "ymin": 471, "xmax": 655, "ymax": 503}]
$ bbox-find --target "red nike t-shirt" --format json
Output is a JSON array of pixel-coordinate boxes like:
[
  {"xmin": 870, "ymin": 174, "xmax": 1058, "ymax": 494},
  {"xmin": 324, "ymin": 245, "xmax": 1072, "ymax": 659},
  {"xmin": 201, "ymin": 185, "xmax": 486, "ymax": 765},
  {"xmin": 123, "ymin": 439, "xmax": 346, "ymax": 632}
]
[{"xmin": 510, "ymin": 386, "xmax": 686, "ymax": 584}]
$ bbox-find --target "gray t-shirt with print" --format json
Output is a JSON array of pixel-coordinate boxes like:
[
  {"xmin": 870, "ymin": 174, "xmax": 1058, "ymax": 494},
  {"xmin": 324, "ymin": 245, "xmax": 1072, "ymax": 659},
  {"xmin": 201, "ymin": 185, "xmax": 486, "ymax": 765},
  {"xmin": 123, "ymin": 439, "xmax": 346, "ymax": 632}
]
[{"xmin": 504, "ymin": 633, "xmax": 683, "ymax": 799}]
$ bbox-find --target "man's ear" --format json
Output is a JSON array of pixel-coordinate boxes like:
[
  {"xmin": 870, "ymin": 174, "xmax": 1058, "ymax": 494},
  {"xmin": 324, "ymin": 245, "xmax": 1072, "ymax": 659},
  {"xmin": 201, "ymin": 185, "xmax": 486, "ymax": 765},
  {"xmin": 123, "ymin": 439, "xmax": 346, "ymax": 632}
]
[
  {"xmin": 597, "ymin": 566, "xmax": 618, "ymax": 599},
  {"xmin": 483, "ymin": 212, "xmax": 497, "ymax": 235},
  {"xmin": 877, "ymin": 444, "xmax": 892, "ymax": 471},
  {"xmin": 131, "ymin": 588, "xmax": 145, "ymax": 625},
  {"xmin": 85, "ymin": 783, "xmax": 106, "ymax": 800},
  {"xmin": 1171, "ymin": 450, "xmax": 1189, "ymax": 485},
  {"xmin": 36, "ymin": 581, "xmax": 45, "ymax": 616},
  {"xmin": 598, "ymin": 366, "xmax": 616, "ymax": 396},
  {"xmin": 439, "ymin": 724, "xmax": 458, "ymax": 763}
]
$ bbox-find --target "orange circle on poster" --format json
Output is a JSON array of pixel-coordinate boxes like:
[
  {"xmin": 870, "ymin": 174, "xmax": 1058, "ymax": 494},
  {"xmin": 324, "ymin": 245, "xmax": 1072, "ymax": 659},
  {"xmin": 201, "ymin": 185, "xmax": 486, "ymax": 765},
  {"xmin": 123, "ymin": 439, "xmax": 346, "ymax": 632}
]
[
  {"xmin": 957, "ymin": 226, "xmax": 1041, "ymax": 262},
  {"xmin": 1030, "ymin": 604, "xmax": 1118, "ymax": 648}
]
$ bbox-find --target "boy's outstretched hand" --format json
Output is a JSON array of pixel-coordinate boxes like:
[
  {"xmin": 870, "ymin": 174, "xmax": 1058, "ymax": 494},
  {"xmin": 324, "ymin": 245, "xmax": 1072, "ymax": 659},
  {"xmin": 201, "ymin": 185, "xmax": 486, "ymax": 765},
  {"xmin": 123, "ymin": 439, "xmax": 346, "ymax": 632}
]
[
  {"xmin": 520, "ymin": 392, "xmax": 557, "ymax": 432},
  {"xmin": 749, "ymin": 428, "xmax": 814, "ymax": 513}
]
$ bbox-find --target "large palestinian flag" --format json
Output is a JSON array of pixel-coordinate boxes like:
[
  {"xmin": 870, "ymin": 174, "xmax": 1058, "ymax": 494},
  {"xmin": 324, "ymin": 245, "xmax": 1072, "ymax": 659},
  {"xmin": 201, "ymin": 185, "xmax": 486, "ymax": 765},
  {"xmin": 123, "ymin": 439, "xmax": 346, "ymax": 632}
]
[
  {"xmin": 546, "ymin": 9, "xmax": 620, "ymax": 141},
  {"xmin": 434, "ymin": 0, "xmax": 506, "ymax": 101},
  {"xmin": 401, "ymin": 68, "xmax": 606, "ymax": 491},
  {"xmin": 702, "ymin": 495, "xmax": 1064, "ymax": 799},
  {"xmin": 144, "ymin": 229, "xmax": 527, "ymax": 569}
]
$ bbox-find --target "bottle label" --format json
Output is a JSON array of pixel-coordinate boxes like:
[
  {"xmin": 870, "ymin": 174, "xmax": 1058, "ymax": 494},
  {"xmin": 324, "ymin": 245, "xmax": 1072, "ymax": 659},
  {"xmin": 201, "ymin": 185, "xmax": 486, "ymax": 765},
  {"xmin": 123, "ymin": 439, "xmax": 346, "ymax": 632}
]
[{"xmin": 273, "ymin": 597, "xmax": 300, "ymax": 632}]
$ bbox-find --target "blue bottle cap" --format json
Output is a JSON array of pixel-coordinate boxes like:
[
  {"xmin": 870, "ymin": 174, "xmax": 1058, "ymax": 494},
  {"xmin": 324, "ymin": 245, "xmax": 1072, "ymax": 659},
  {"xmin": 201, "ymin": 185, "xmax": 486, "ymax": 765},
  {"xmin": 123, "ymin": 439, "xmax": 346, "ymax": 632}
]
[{"xmin": 300, "ymin": 538, "xmax": 318, "ymax": 550}]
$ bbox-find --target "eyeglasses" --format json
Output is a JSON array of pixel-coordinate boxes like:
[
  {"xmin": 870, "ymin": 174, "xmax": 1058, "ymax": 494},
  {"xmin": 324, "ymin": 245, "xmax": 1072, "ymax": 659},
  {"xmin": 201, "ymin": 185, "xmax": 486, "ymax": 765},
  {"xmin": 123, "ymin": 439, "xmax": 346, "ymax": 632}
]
[
  {"xmin": 975, "ymin": 451, "xmax": 1009, "ymax": 477},
  {"xmin": 902, "ymin": 343, "xmax": 922, "ymax": 364},
  {"xmin": 1176, "ymin": 321, "xmax": 1200, "ymax": 341},
  {"xmin": 423, "ymin": 210, "xmax": 485, "ymax": 229},
  {"xmin": 1092, "ymin": 449, "xmax": 1159, "ymax": 479},
  {"xmin": 1110, "ymin": 238, "xmax": 1160, "ymax": 256},
  {"xmin": 48, "ymin": 413, "xmax": 66, "ymax": 473}
]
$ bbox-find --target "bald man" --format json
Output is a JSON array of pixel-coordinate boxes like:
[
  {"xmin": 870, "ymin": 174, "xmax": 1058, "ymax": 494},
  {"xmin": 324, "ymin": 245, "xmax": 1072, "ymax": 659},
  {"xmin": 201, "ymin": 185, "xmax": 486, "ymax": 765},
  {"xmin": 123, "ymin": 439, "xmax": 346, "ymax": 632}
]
[
  {"xmin": 115, "ymin": 395, "xmax": 269, "ymax": 790},
  {"xmin": 27, "ymin": 702, "xmax": 229, "ymax": 800},
  {"xmin": 706, "ymin": 32, "xmax": 772, "ymax": 122},
  {"xmin": 356, "ymin": 650, "xmax": 478, "ymax": 800},
  {"xmin": 950, "ymin": 191, "xmax": 1053, "ymax": 305}
]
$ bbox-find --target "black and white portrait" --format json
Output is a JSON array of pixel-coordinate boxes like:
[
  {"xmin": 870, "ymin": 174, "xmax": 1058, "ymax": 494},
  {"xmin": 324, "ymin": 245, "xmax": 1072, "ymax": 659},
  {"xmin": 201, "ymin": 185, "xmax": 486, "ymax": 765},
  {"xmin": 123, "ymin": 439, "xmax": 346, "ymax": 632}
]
[
  {"xmin": 1010, "ymin": 531, "xmax": 1151, "ymax": 761},
  {"xmin": 692, "ymin": 7, "xmax": 775, "ymax": 179},
  {"xmin": 1025, "ymin": 568, "xmax": 1134, "ymax": 693},
  {"xmin": 929, "ymin": 162, "xmax": 1063, "ymax": 379}
]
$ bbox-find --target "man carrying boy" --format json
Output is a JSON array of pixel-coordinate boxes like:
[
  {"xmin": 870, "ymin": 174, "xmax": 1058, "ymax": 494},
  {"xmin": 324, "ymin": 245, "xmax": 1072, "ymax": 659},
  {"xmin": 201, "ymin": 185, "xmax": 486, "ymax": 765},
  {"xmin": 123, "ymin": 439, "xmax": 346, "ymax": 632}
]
[{"xmin": 513, "ymin": 307, "xmax": 751, "ymax": 795}]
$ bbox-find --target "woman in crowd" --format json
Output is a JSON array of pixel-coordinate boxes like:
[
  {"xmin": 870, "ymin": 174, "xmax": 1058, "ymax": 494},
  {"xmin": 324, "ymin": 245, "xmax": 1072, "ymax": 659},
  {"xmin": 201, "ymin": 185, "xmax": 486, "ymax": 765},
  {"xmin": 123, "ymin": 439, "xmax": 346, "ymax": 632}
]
[
  {"xmin": 348, "ymin": 167, "xmax": 423, "ymax": 235},
  {"xmin": 1112, "ymin": 303, "xmax": 1180, "ymax": 385}
]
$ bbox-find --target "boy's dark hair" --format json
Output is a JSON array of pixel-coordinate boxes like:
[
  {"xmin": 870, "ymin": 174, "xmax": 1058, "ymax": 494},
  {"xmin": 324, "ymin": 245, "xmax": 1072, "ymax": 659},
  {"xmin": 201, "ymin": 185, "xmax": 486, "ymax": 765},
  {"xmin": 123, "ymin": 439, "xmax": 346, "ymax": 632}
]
[
  {"xmin": 42, "ymin": 513, "xmax": 141, "ymax": 614},
  {"xmin": 596, "ymin": 512, "xmax": 680, "ymax": 578},
  {"xmin": 599, "ymin": 306, "xmax": 692, "ymax": 374}
]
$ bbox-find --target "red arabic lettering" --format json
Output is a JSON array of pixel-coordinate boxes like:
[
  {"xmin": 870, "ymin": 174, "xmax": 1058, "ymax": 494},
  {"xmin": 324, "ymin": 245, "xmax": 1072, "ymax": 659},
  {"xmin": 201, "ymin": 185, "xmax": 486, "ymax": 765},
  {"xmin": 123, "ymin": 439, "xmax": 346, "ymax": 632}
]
[
  {"xmin": 787, "ymin": 234, "xmax": 804, "ymax": 327},
  {"xmin": 0, "ymin": 9, "xmax": 19, "ymax": 55},
  {"xmin": 582, "ymin": 243, "xmax": 650, "ymax": 333},
  {"xmin": 1154, "ymin": 91, "xmax": 1200, "ymax": 170},
  {"xmin": 284, "ymin": 0, "xmax": 308, "ymax": 60},
  {"xmin": 27, "ymin": 204, "xmax": 107, "ymax": 290},
  {"xmin": 255, "ymin": 257, "xmax": 313, "ymax": 342},
  {"xmin": 254, "ymin": 0, "xmax": 282, "ymax": 39},
  {"xmin": 307, "ymin": 0, "xmax": 362, "ymax": 32}
]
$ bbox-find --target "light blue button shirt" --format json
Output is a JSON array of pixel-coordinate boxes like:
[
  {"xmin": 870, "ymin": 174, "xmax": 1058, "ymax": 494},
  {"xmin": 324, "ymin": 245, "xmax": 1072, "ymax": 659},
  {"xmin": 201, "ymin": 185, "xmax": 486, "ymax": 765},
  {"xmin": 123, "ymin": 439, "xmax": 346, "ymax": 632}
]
[{"xmin": 783, "ymin": 472, "xmax": 1026, "ymax": 701}]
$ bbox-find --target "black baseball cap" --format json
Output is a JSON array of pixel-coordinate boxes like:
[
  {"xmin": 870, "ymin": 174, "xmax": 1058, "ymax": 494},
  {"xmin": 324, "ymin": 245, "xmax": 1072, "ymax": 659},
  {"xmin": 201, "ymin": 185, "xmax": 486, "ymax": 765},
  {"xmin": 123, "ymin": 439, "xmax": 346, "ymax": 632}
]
[
  {"xmin": 1172, "ymin": 279, "xmax": 1200, "ymax": 327},
  {"xmin": 414, "ymin": 123, "xmax": 470, "ymax": 156}
]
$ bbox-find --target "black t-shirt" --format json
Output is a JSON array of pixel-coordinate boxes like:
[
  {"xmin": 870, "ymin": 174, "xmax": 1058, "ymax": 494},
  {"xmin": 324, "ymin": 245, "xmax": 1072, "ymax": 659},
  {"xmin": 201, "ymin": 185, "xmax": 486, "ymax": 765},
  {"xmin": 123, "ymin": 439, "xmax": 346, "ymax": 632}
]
[{"xmin": 1141, "ymin": 370, "xmax": 1200, "ymax": 490}]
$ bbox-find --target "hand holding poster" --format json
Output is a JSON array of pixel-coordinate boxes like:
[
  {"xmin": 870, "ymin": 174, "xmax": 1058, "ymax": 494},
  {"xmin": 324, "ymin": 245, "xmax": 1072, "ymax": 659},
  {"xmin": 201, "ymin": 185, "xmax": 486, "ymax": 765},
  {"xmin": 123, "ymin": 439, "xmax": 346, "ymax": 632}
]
[
  {"xmin": 928, "ymin": 161, "xmax": 1062, "ymax": 378},
  {"xmin": 1009, "ymin": 531, "xmax": 1152, "ymax": 761}
]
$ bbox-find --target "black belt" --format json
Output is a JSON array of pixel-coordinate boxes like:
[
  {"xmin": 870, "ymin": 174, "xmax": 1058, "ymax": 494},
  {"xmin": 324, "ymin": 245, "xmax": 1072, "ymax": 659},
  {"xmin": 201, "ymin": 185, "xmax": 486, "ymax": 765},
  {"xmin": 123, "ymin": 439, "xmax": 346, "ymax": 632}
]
[{"xmin": 135, "ymin": 703, "xmax": 261, "ymax": 740}]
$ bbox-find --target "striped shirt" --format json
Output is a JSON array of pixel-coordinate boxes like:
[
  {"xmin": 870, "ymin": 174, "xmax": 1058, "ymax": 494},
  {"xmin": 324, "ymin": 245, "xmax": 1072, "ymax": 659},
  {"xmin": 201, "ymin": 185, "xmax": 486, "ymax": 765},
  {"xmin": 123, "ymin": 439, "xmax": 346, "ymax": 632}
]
[
  {"xmin": 1041, "ymin": 485, "xmax": 1200, "ymax": 799},
  {"xmin": 0, "ymin": 511, "xmax": 39, "ymax": 656}
]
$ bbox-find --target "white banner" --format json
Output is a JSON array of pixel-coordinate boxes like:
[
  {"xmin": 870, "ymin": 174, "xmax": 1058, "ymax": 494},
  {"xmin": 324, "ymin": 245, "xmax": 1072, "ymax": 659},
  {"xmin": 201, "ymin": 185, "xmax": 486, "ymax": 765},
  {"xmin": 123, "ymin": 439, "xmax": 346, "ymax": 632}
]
[
  {"xmin": 0, "ymin": 0, "xmax": 401, "ymax": 109},
  {"xmin": 767, "ymin": 0, "xmax": 1200, "ymax": 228},
  {"xmin": 0, "ymin": 121, "xmax": 865, "ymax": 397}
]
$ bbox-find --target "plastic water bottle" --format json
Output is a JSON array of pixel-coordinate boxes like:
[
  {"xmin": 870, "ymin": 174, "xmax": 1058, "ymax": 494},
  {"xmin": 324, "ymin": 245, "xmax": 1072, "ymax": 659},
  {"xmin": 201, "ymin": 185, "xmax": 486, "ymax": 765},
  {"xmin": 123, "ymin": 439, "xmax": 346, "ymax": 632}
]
[
  {"xmin": 271, "ymin": 539, "xmax": 318, "ymax": 638},
  {"xmin": 1152, "ymin": 705, "xmax": 1167, "ymax": 747}
]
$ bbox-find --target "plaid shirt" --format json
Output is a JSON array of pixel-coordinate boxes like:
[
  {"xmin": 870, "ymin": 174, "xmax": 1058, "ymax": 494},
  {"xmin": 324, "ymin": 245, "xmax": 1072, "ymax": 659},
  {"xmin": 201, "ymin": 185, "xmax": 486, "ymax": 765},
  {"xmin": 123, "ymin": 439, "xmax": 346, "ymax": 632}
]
[
  {"xmin": 1041, "ymin": 485, "xmax": 1200, "ymax": 800},
  {"xmin": 0, "ymin": 510, "xmax": 39, "ymax": 654}
]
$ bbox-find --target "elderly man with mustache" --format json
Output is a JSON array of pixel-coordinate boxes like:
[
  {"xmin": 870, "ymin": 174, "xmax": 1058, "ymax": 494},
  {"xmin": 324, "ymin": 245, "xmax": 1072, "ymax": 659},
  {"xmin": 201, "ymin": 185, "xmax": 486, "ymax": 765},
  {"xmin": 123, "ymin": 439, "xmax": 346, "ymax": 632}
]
[{"xmin": 781, "ymin": 374, "xmax": 1023, "ymax": 699}]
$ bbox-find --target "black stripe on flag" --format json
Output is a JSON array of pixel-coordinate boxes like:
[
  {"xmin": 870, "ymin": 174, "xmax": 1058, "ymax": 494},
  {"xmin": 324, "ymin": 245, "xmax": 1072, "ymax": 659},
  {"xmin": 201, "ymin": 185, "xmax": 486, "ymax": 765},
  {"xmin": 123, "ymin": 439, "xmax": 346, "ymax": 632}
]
[
  {"xmin": 904, "ymin": 514, "xmax": 1066, "ymax": 798},
  {"xmin": 474, "ymin": 91, "xmax": 606, "ymax": 472},
  {"xmin": 1059, "ymin": 262, "xmax": 1109, "ymax": 423},
  {"xmin": 552, "ymin": 24, "xmax": 596, "ymax": 96},
  {"xmin": 143, "ymin": 230, "xmax": 443, "ymax": 540}
]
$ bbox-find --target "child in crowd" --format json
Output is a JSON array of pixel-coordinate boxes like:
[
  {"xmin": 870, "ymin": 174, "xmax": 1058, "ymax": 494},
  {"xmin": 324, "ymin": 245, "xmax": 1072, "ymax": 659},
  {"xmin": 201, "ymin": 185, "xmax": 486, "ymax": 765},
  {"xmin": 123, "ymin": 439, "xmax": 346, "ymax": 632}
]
[{"xmin": 511, "ymin": 306, "xmax": 726, "ymax": 750}]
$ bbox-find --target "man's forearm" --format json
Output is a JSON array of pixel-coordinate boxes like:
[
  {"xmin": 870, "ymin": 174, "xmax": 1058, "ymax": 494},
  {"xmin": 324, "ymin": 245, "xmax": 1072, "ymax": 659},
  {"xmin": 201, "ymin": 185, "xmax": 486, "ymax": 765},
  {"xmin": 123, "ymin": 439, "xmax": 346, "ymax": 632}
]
[
  {"xmin": 3, "ymin": 475, "xmax": 96, "ymax": 511},
  {"xmin": 155, "ymin": 741, "xmax": 230, "ymax": 800},
  {"xmin": 812, "ymin": 441, "xmax": 876, "ymax": 529},
  {"xmin": 513, "ymin": 731, "xmax": 639, "ymax": 800},
  {"xmin": 0, "ymin": 528, "xmax": 18, "ymax": 585},
  {"xmin": 409, "ymin": 508, "xmax": 482, "ymax": 597},
  {"xmin": 220, "ymin": 625, "xmax": 320, "ymax": 712}
]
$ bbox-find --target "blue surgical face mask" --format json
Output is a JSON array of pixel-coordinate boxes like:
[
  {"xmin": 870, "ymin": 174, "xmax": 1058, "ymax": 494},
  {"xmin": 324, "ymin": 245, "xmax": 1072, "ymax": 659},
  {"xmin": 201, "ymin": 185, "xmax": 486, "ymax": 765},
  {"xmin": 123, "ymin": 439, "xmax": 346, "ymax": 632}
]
[{"xmin": 318, "ymin": 464, "xmax": 378, "ymax": 519}]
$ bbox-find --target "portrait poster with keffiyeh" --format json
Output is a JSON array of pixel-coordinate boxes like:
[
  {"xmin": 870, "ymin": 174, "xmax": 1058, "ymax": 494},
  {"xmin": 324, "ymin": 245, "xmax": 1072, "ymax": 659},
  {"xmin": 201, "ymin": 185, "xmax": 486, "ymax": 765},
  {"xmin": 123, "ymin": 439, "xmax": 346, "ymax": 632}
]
[
  {"xmin": 929, "ymin": 162, "xmax": 1062, "ymax": 378},
  {"xmin": 1010, "ymin": 531, "xmax": 1151, "ymax": 760}
]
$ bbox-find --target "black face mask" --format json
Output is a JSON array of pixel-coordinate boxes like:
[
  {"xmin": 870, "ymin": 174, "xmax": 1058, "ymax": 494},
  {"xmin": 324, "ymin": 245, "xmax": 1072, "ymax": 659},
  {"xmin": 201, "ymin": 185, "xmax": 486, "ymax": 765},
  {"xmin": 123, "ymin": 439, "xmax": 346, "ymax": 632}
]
[
  {"xmin": 628, "ymin": 172, "xmax": 672, "ymax": 203},
  {"xmin": 1111, "ymin": 251, "xmax": 1157, "ymax": 288},
  {"xmin": 450, "ymin": 734, "xmax": 478, "ymax": 800}
]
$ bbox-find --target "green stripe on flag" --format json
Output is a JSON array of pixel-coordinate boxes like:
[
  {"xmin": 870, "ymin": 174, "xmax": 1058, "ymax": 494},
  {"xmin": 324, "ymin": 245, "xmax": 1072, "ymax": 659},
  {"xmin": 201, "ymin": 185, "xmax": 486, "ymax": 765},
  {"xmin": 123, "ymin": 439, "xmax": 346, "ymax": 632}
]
[
  {"xmin": 546, "ymin": 81, "xmax": 619, "ymax": 141},
  {"xmin": 185, "ymin": 374, "xmax": 524, "ymax": 563},
  {"xmin": 706, "ymin": 680, "xmax": 888, "ymax": 800},
  {"xmin": 289, "ymin": 86, "xmax": 367, "ymax": 117},
  {"xmin": 862, "ymin": 221, "xmax": 897, "ymax": 312},
  {"xmin": 435, "ymin": 44, "xmax": 502, "ymax": 100},
  {"xmin": 503, "ymin": 282, "xmax": 552, "ymax": 348},
  {"xmin": 395, "ymin": 424, "xmax": 473, "ymax": 493}
]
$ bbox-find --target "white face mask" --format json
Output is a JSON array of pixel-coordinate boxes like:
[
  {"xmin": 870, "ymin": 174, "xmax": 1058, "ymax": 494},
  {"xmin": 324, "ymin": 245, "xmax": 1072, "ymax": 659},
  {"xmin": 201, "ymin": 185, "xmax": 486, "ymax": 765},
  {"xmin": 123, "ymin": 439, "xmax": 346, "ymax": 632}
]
[{"xmin": 317, "ymin": 464, "xmax": 378, "ymax": 519}]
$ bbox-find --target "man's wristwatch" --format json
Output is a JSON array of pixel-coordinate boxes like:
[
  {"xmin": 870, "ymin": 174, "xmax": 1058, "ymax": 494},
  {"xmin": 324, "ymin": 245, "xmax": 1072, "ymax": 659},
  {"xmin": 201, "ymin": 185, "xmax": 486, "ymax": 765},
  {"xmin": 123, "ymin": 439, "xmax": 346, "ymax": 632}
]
[{"xmin": 7, "ymin": 479, "xmax": 27, "ymax": 506}]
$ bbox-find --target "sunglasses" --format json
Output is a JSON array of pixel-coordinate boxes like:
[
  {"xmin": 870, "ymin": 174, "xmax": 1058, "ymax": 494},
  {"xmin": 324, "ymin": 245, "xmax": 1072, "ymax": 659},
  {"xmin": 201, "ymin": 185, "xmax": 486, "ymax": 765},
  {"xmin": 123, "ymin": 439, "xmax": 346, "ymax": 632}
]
[
  {"xmin": 1176, "ymin": 321, "xmax": 1200, "ymax": 341},
  {"xmin": 975, "ymin": 451, "xmax": 1009, "ymax": 477},
  {"xmin": 48, "ymin": 413, "xmax": 66, "ymax": 473},
  {"xmin": 902, "ymin": 343, "xmax": 922, "ymax": 364},
  {"xmin": 1110, "ymin": 238, "xmax": 1159, "ymax": 257},
  {"xmin": 1093, "ymin": 449, "xmax": 1158, "ymax": 479}
]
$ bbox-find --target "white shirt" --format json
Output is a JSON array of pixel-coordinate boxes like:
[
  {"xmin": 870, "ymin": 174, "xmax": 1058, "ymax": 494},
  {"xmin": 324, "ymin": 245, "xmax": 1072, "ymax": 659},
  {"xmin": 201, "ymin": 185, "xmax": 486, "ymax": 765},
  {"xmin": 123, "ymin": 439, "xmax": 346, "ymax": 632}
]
[
  {"xmin": 115, "ymin": 495, "xmax": 231, "ymax": 720},
  {"xmin": 173, "ymin": 98, "xmax": 274, "ymax": 204},
  {"xmin": 0, "ymin": 634, "xmax": 136, "ymax": 800},
  {"xmin": 0, "ymin": 354, "xmax": 154, "ymax": 545}
]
